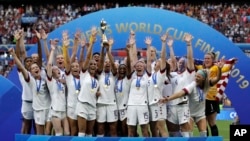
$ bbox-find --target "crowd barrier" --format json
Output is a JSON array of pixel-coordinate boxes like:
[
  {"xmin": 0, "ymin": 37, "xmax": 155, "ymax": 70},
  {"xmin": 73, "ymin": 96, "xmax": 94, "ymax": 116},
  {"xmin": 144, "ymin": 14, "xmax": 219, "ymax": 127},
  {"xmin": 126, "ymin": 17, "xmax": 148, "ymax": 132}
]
[{"xmin": 15, "ymin": 134, "xmax": 223, "ymax": 141}]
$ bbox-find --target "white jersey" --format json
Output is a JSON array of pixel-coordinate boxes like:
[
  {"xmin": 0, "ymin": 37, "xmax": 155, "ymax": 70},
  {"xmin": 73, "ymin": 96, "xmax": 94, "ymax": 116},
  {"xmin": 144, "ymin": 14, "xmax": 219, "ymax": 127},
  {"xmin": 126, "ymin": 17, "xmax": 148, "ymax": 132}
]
[
  {"xmin": 46, "ymin": 76, "xmax": 66, "ymax": 111},
  {"xmin": 30, "ymin": 74, "xmax": 51, "ymax": 110},
  {"xmin": 65, "ymin": 73, "xmax": 80, "ymax": 108},
  {"xmin": 148, "ymin": 70, "xmax": 166, "ymax": 105},
  {"xmin": 78, "ymin": 70, "xmax": 99, "ymax": 108},
  {"xmin": 97, "ymin": 71, "xmax": 116, "ymax": 105},
  {"xmin": 183, "ymin": 81, "xmax": 206, "ymax": 117},
  {"xmin": 162, "ymin": 82, "xmax": 172, "ymax": 106},
  {"xmin": 127, "ymin": 72, "xmax": 149, "ymax": 106},
  {"xmin": 169, "ymin": 69, "xmax": 195, "ymax": 105},
  {"xmin": 115, "ymin": 76, "xmax": 131, "ymax": 110},
  {"xmin": 40, "ymin": 67, "xmax": 47, "ymax": 80},
  {"xmin": 18, "ymin": 71, "xmax": 33, "ymax": 101}
]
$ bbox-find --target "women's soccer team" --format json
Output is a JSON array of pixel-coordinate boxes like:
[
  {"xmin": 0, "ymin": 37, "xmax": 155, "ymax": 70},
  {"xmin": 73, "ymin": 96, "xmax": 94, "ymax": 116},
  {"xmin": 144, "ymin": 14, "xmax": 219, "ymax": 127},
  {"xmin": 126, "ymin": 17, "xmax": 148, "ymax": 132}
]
[{"xmin": 10, "ymin": 26, "xmax": 235, "ymax": 137}]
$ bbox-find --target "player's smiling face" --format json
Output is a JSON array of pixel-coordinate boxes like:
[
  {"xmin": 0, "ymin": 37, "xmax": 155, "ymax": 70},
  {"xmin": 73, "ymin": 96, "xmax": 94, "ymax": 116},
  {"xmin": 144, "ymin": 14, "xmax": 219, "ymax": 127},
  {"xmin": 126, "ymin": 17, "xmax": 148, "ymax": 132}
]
[
  {"xmin": 135, "ymin": 61, "xmax": 144, "ymax": 74},
  {"xmin": 104, "ymin": 59, "xmax": 111, "ymax": 71},
  {"xmin": 204, "ymin": 54, "xmax": 213, "ymax": 68},
  {"xmin": 30, "ymin": 63, "xmax": 41, "ymax": 78},
  {"xmin": 71, "ymin": 62, "xmax": 80, "ymax": 76},
  {"xmin": 118, "ymin": 65, "xmax": 126, "ymax": 74},
  {"xmin": 56, "ymin": 55, "xmax": 65, "ymax": 68},
  {"xmin": 88, "ymin": 60, "xmax": 97, "ymax": 74}
]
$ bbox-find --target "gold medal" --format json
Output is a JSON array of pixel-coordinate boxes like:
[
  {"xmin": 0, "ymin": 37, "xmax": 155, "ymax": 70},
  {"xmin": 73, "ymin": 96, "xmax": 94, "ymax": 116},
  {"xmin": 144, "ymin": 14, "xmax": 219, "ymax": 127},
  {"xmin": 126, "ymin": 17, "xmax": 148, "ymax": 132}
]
[
  {"xmin": 104, "ymin": 85, "xmax": 108, "ymax": 88},
  {"xmin": 90, "ymin": 89, "xmax": 94, "ymax": 93},
  {"xmin": 154, "ymin": 85, "xmax": 158, "ymax": 88},
  {"xmin": 75, "ymin": 90, "xmax": 79, "ymax": 94},
  {"xmin": 120, "ymin": 93, "xmax": 123, "ymax": 96},
  {"xmin": 137, "ymin": 87, "xmax": 140, "ymax": 90}
]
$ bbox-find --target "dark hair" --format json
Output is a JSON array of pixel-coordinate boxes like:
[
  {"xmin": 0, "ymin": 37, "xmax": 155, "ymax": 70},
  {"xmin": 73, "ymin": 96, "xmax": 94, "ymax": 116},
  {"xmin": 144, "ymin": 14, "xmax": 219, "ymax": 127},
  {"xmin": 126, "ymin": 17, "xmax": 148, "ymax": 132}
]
[
  {"xmin": 92, "ymin": 52, "xmax": 100, "ymax": 56},
  {"xmin": 24, "ymin": 57, "xmax": 32, "ymax": 62},
  {"xmin": 165, "ymin": 62, "xmax": 172, "ymax": 81}
]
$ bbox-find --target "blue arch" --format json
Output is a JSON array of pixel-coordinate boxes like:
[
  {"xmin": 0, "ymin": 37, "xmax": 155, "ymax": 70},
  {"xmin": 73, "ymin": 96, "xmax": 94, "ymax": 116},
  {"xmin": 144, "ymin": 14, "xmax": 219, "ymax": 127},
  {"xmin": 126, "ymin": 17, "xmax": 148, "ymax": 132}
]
[{"xmin": 47, "ymin": 7, "xmax": 250, "ymax": 124}]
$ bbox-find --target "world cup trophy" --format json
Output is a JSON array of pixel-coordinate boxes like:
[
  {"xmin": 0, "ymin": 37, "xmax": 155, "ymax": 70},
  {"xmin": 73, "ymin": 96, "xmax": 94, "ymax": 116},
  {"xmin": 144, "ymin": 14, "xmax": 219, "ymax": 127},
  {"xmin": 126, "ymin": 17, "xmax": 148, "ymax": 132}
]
[{"xmin": 100, "ymin": 19, "xmax": 109, "ymax": 47}]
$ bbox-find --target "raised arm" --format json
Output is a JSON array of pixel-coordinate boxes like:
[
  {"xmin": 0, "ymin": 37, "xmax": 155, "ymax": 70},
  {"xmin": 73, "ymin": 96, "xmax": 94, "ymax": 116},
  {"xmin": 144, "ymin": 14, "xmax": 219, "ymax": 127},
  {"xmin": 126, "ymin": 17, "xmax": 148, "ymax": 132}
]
[
  {"xmin": 79, "ymin": 38, "xmax": 86, "ymax": 67},
  {"xmin": 129, "ymin": 30, "xmax": 138, "ymax": 66},
  {"xmin": 160, "ymin": 33, "xmax": 167, "ymax": 70},
  {"xmin": 82, "ymin": 26, "xmax": 97, "ymax": 70},
  {"xmin": 167, "ymin": 36, "xmax": 177, "ymax": 72},
  {"xmin": 40, "ymin": 29, "xmax": 50, "ymax": 61},
  {"xmin": 82, "ymin": 40, "xmax": 94, "ymax": 71},
  {"xmin": 34, "ymin": 30, "xmax": 43, "ymax": 68},
  {"xmin": 127, "ymin": 35, "xmax": 137, "ymax": 70},
  {"xmin": 19, "ymin": 29, "xmax": 27, "ymax": 61},
  {"xmin": 184, "ymin": 33, "xmax": 195, "ymax": 71},
  {"xmin": 47, "ymin": 40, "xmax": 56, "ymax": 78},
  {"xmin": 14, "ymin": 29, "xmax": 22, "ymax": 61},
  {"xmin": 9, "ymin": 48, "xmax": 29, "ymax": 80},
  {"xmin": 98, "ymin": 45, "xmax": 105, "ymax": 72},
  {"xmin": 62, "ymin": 31, "xmax": 71, "ymax": 73},
  {"xmin": 70, "ymin": 30, "xmax": 81, "ymax": 64},
  {"xmin": 125, "ymin": 44, "xmax": 132, "ymax": 75},
  {"xmin": 106, "ymin": 38, "xmax": 117, "ymax": 75},
  {"xmin": 145, "ymin": 36, "xmax": 152, "ymax": 73}
]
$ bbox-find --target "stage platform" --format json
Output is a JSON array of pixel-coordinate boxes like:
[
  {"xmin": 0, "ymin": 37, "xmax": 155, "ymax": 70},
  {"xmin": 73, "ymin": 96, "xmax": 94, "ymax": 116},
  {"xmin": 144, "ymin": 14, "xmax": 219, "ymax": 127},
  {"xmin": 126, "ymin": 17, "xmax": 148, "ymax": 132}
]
[{"xmin": 15, "ymin": 134, "xmax": 223, "ymax": 141}]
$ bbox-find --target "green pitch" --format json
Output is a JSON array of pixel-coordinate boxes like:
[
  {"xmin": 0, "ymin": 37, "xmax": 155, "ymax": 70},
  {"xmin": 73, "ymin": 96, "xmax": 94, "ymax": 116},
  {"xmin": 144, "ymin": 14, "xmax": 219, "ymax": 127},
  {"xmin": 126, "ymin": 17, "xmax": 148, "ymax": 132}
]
[
  {"xmin": 193, "ymin": 120, "xmax": 232, "ymax": 141},
  {"xmin": 137, "ymin": 120, "xmax": 232, "ymax": 141}
]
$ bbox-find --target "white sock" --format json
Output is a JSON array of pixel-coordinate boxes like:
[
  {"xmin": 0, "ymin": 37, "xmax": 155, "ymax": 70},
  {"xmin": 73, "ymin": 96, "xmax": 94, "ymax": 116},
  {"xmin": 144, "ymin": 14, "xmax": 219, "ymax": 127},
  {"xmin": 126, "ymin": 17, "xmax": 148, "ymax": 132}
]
[
  {"xmin": 181, "ymin": 132, "xmax": 190, "ymax": 137},
  {"xmin": 64, "ymin": 132, "xmax": 70, "ymax": 136},
  {"xmin": 96, "ymin": 134, "xmax": 104, "ymax": 137},
  {"xmin": 55, "ymin": 133, "xmax": 63, "ymax": 136},
  {"xmin": 200, "ymin": 131, "xmax": 207, "ymax": 137},
  {"xmin": 78, "ymin": 132, "xmax": 86, "ymax": 137}
]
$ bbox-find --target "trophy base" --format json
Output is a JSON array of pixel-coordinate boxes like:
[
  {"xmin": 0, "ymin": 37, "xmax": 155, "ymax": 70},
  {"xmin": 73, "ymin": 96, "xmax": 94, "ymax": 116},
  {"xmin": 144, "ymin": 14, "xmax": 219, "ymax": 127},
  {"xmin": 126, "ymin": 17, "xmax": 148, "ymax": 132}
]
[{"xmin": 102, "ymin": 41, "xmax": 109, "ymax": 47}]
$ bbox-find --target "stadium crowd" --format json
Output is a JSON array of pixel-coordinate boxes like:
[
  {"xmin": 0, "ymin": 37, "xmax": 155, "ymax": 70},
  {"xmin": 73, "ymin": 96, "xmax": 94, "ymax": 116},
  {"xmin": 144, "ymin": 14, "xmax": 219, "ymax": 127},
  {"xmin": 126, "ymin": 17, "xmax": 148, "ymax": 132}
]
[
  {"xmin": 0, "ymin": 2, "xmax": 249, "ymax": 45},
  {"xmin": 0, "ymin": 1, "xmax": 249, "ymax": 77}
]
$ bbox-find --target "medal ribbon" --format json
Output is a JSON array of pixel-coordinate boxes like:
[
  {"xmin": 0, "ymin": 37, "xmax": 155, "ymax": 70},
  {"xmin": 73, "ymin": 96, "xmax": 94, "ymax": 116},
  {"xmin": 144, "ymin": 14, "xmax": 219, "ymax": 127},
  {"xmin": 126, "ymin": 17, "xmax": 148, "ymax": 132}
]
[
  {"xmin": 115, "ymin": 79, "xmax": 123, "ymax": 93},
  {"xmin": 136, "ymin": 76, "xmax": 142, "ymax": 88},
  {"xmin": 56, "ymin": 80, "xmax": 63, "ymax": 91},
  {"xmin": 197, "ymin": 87, "xmax": 204, "ymax": 102},
  {"xmin": 105, "ymin": 73, "xmax": 110, "ymax": 86},
  {"xmin": 152, "ymin": 72, "xmax": 157, "ymax": 85},
  {"xmin": 73, "ymin": 77, "xmax": 81, "ymax": 90},
  {"xmin": 91, "ymin": 77, "xmax": 97, "ymax": 89},
  {"xmin": 36, "ymin": 79, "xmax": 42, "ymax": 93}
]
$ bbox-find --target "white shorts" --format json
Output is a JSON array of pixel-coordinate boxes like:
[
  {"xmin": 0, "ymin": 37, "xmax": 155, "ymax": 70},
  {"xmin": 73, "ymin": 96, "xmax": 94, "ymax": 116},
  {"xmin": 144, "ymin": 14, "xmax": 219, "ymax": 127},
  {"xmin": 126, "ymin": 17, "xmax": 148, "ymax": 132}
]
[
  {"xmin": 47, "ymin": 108, "xmax": 52, "ymax": 122},
  {"xmin": 127, "ymin": 105, "xmax": 149, "ymax": 126},
  {"xmin": 67, "ymin": 106, "xmax": 77, "ymax": 120},
  {"xmin": 190, "ymin": 101, "xmax": 205, "ymax": 123},
  {"xmin": 167, "ymin": 104, "xmax": 190, "ymax": 125},
  {"xmin": 96, "ymin": 103, "xmax": 118, "ymax": 123},
  {"xmin": 51, "ymin": 109, "xmax": 66, "ymax": 120},
  {"xmin": 158, "ymin": 103, "xmax": 167, "ymax": 120},
  {"xmin": 75, "ymin": 101, "xmax": 96, "ymax": 121},
  {"xmin": 149, "ymin": 103, "xmax": 159, "ymax": 122},
  {"xmin": 34, "ymin": 109, "xmax": 50, "ymax": 125},
  {"xmin": 21, "ymin": 101, "xmax": 33, "ymax": 119},
  {"xmin": 118, "ymin": 109, "xmax": 127, "ymax": 121},
  {"xmin": 149, "ymin": 103, "xmax": 167, "ymax": 121}
]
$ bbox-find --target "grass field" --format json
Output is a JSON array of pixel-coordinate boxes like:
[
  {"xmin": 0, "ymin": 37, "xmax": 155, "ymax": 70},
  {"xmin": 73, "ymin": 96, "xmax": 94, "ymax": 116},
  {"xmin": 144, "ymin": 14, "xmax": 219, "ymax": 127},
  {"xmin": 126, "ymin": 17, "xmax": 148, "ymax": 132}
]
[
  {"xmin": 137, "ymin": 120, "xmax": 232, "ymax": 141},
  {"xmin": 193, "ymin": 120, "xmax": 232, "ymax": 141}
]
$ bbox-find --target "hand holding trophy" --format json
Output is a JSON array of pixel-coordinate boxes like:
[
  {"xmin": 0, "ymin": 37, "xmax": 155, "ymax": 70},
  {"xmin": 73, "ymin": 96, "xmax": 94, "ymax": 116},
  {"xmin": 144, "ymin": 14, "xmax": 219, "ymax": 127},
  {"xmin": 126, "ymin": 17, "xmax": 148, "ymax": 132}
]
[{"xmin": 100, "ymin": 19, "xmax": 109, "ymax": 47}]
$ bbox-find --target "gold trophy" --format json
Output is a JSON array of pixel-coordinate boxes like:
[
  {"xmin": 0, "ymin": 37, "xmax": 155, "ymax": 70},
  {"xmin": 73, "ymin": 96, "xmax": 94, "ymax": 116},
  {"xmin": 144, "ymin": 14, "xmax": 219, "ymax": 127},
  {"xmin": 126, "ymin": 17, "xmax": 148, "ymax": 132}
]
[{"xmin": 100, "ymin": 19, "xmax": 109, "ymax": 46}]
